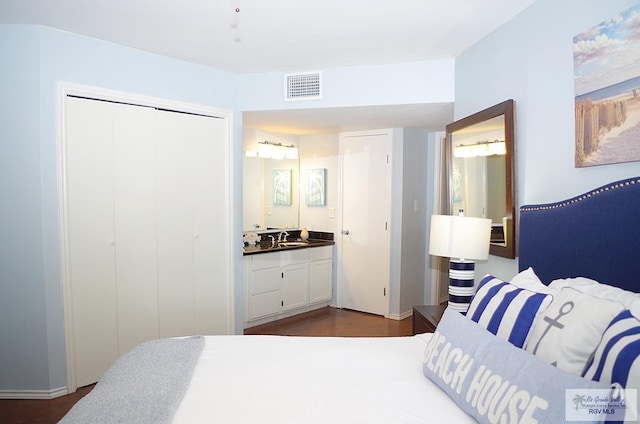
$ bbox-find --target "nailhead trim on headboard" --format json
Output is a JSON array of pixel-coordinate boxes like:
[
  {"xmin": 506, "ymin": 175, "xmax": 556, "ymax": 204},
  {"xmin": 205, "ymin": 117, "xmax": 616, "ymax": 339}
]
[{"xmin": 520, "ymin": 178, "xmax": 640, "ymax": 212}]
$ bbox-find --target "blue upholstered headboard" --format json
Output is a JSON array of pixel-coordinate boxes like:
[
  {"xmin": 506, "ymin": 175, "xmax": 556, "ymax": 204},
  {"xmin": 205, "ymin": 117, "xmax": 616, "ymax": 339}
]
[{"xmin": 519, "ymin": 177, "xmax": 640, "ymax": 292}]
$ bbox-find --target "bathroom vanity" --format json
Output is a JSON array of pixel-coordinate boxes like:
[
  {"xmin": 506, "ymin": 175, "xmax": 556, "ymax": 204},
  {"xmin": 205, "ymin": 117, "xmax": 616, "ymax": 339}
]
[{"xmin": 243, "ymin": 232, "xmax": 334, "ymax": 328}]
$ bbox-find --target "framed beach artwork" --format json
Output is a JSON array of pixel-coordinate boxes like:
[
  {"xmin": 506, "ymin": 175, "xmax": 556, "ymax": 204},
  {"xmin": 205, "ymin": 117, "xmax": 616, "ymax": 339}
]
[
  {"xmin": 306, "ymin": 168, "xmax": 326, "ymax": 206},
  {"xmin": 273, "ymin": 169, "xmax": 292, "ymax": 206},
  {"xmin": 573, "ymin": 4, "xmax": 640, "ymax": 167}
]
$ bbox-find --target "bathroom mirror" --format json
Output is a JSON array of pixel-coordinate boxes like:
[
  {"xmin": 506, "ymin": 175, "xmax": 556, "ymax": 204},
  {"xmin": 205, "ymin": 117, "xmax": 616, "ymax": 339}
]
[
  {"xmin": 445, "ymin": 99, "xmax": 516, "ymax": 259},
  {"xmin": 243, "ymin": 156, "xmax": 299, "ymax": 232}
]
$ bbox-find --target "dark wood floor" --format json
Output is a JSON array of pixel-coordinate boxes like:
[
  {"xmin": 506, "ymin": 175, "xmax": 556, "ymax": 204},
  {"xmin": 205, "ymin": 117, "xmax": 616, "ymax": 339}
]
[
  {"xmin": 0, "ymin": 307, "xmax": 412, "ymax": 424},
  {"xmin": 244, "ymin": 306, "xmax": 413, "ymax": 337},
  {"xmin": 0, "ymin": 384, "xmax": 95, "ymax": 424}
]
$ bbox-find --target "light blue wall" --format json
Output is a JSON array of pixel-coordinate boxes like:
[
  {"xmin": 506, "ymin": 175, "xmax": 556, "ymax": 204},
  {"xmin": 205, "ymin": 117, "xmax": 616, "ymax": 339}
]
[
  {"xmin": 0, "ymin": 24, "xmax": 240, "ymax": 392},
  {"xmin": 455, "ymin": 0, "xmax": 640, "ymax": 281},
  {"xmin": 239, "ymin": 60, "xmax": 454, "ymax": 111},
  {"xmin": 0, "ymin": 24, "xmax": 50, "ymax": 393}
]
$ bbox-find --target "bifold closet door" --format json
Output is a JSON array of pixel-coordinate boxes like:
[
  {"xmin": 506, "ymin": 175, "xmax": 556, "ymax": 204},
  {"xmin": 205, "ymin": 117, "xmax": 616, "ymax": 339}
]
[
  {"xmin": 191, "ymin": 113, "xmax": 229, "ymax": 335},
  {"xmin": 66, "ymin": 97, "xmax": 159, "ymax": 387},
  {"xmin": 112, "ymin": 103, "xmax": 159, "ymax": 354},
  {"xmin": 155, "ymin": 110, "xmax": 228, "ymax": 338},
  {"xmin": 66, "ymin": 97, "xmax": 229, "ymax": 387},
  {"xmin": 66, "ymin": 98, "xmax": 119, "ymax": 387}
]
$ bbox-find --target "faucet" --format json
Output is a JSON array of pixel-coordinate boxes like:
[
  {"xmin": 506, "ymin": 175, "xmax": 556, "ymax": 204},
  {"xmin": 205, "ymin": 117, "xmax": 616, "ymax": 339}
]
[{"xmin": 277, "ymin": 230, "xmax": 290, "ymax": 243}]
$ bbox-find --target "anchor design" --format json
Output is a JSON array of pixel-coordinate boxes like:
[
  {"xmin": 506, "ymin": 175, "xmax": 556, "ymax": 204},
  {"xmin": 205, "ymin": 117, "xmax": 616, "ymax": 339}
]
[{"xmin": 531, "ymin": 301, "xmax": 574, "ymax": 355}]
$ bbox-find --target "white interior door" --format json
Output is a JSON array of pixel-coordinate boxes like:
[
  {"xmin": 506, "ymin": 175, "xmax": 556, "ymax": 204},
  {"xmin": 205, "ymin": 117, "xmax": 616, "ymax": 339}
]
[{"xmin": 339, "ymin": 131, "xmax": 391, "ymax": 316}]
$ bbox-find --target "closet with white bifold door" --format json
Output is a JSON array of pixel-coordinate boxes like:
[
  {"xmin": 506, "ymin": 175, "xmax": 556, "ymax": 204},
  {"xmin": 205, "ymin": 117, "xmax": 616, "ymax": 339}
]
[{"xmin": 64, "ymin": 95, "xmax": 230, "ymax": 389}]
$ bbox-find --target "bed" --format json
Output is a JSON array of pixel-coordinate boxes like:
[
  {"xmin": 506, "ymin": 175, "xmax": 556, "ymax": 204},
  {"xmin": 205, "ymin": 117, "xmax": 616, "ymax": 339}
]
[{"xmin": 61, "ymin": 177, "xmax": 640, "ymax": 424}]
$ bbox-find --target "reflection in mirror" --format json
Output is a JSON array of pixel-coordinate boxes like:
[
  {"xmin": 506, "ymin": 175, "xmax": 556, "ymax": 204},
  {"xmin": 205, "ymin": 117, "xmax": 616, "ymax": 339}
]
[
  {"xmin": 446, "ymin": 100, "xmax": 516, "ymax": 258},
  {"xmin": 243, "ymin": 155, "xmax": 299, "ymax": 232},
  {"xmin": 451, "ymin": 116, "xmax": 506, "ymax": 235}
]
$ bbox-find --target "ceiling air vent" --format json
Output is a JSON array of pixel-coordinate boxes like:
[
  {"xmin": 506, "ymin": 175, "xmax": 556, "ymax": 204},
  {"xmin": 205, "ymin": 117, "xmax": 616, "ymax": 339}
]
[{"xmin": 284, "ymin": 71, "xmax": 322, "ymax": 101}]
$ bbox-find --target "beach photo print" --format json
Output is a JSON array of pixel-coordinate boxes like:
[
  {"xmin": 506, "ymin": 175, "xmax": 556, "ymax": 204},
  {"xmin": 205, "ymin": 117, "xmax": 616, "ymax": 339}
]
[{"xmin": 574, "ymin": 4, "xmax": 640, "ymax": 167}]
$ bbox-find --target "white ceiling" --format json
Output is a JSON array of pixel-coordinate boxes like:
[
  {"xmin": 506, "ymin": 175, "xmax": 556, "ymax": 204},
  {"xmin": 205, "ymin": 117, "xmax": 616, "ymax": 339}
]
[{"xmin": 0, "ymin": 0, "xmax": 536, "ymax": 134}]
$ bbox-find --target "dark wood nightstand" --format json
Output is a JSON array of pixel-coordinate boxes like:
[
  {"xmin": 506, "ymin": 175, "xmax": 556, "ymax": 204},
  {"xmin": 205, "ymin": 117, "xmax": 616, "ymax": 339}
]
[{"xmin": 412, "ymin": 304, "xmax": 447, "ymax": 335}]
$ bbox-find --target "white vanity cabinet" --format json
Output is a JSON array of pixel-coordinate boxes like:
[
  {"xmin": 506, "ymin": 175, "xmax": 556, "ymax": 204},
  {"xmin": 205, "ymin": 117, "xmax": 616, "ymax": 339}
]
[
  {"xmin": 250, "ymin": 265, "xmax": 283, "ymax": 319},
  {"xmin": 309, "ymin": 246, "xmax": 333, "ymax": 304},
  {"xmin": 282, "ymin": 261, "xmax": 309, "ymax": 311},
  {"xmin": 245, "ymin": 245, "xmax": 333, "ymax": 326}
]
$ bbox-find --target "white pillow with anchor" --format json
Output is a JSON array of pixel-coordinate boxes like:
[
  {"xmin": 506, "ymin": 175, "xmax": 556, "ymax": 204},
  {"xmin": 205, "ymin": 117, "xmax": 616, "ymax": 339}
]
[{"xmin": 524, "ymin": 287, "xmax": 624, "ymax": 375}]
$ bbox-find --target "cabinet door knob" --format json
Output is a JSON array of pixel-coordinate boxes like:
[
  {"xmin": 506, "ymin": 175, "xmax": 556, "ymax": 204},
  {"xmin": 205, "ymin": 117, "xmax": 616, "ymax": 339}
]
[{"xmin": 341, "ymin": 229, "xmax": 350, "ymax": 235}]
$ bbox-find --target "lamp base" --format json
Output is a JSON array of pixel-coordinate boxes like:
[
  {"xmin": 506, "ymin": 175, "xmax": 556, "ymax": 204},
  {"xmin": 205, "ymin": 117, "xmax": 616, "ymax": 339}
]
[{"xmin": 448, "ymin": 259, "xmax": 475, "ymax": 314}]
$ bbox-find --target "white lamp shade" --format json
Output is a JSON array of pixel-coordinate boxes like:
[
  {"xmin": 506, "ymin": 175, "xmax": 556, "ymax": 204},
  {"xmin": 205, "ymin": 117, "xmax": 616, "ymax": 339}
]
[{"xmin": 429, "ymin": 214, "xmax": 492, "ymax": 261}]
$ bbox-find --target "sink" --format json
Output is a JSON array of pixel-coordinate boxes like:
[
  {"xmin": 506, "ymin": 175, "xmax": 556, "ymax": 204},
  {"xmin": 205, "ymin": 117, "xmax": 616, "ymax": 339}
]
[{"xmin": 278, "ymin": 241, "xmax": 309, "ymax": 247}]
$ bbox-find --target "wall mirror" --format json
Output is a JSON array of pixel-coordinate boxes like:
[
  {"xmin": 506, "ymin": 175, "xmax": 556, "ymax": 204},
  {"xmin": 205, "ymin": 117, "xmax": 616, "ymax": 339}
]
[
  {"xmin": 243, "ymin": 155, "xmax": 299, "ymax": 232},
  {"xmin": 445, "ymin": 99, "xmax": 516, "ymax": 258}
]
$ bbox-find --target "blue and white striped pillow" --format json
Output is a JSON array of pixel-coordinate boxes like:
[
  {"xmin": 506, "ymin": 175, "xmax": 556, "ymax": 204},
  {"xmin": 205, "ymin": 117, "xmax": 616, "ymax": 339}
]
[
  {"xmin": 467, "ymin": 275, "xmax": 553, "ymax": 348},
  {"xmin": 583, "ymin": 310, "xmax": 640, "ymax": 389}
]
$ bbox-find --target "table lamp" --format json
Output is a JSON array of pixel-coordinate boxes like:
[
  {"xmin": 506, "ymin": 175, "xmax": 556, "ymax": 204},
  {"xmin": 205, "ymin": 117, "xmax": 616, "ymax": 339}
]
[{"xmin": 429, "ymin": 214, "xmax": 492, "ymax": 313}]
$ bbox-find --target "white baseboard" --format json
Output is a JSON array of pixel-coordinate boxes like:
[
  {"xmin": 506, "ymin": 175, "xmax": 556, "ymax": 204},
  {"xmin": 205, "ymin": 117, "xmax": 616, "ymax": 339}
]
[
  {"xmin": 0, "ymin": 386, "xmax": 68, "ymax": 399},
  {"xmin": 388, "ymin": 309, "xmax": 413, "ymax": 321}
]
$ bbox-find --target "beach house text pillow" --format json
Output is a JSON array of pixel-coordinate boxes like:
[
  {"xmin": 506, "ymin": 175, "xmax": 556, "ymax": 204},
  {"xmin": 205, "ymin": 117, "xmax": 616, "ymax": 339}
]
[{"xmin": 423, "ymin": 308, "xmax": 609, "ymax": 424}]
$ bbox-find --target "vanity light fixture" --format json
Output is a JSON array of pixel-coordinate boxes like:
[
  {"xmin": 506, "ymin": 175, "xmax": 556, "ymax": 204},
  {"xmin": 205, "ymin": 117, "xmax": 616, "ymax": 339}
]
[
  {"xmin": 245, "ymin": 141, "xmax": 298, "ymax": 160},
  {"xmin": 429, "ymin": 213, "xmax": 491, "ymax": 313},
  {"xmin": 454, "ymin": 139, "xmax": 506, "ymax": 158}
]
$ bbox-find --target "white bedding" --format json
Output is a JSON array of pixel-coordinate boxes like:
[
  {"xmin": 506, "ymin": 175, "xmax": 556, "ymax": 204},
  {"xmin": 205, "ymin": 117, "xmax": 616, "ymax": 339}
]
[{"xmin": 173, "ymin": 334, "xmax": 476, "ymax": 423}]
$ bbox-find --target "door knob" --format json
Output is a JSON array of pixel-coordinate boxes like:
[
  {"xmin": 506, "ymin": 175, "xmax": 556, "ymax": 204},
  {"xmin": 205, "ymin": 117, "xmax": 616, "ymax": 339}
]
[{"xmin": 341, "ymin": 229, "xmax": 350, "ymax": 235}]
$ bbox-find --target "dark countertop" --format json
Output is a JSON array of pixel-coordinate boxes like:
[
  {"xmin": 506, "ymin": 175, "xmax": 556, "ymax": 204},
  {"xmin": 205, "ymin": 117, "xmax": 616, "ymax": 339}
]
[{"xmin": 243, "ymin": 238, "xmax": 335, "ymax": 255}]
